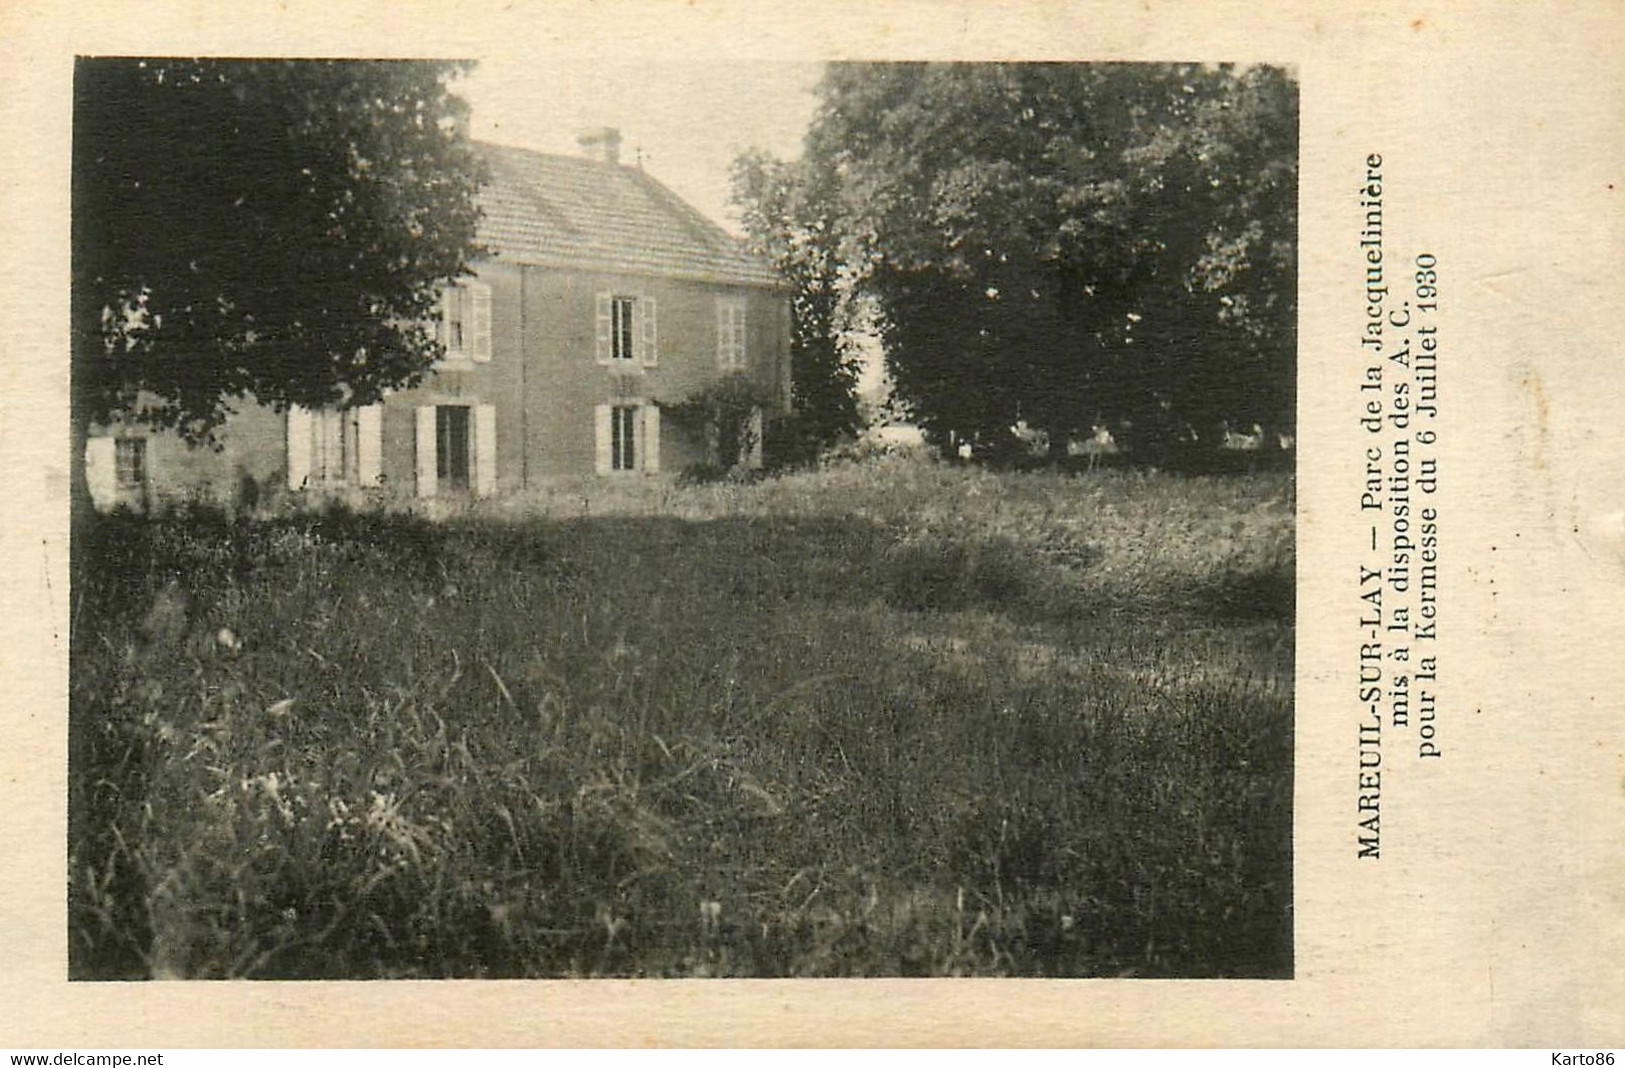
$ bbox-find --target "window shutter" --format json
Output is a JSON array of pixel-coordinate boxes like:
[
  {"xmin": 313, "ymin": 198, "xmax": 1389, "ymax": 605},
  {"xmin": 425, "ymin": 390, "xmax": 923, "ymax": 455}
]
[
  {"xmin": 356, "ymin": 405, "xmax": 382, "ymax": 486},
  {"xmin": 747, "ymin": 406, "xmax": 763, "ymax": 469},
  {"xmin": 595, "ymin": 293, "xmax": 612, "ymax": 365},
  {"xmin": 594, "ymin": 401, "xmax": 611, "ymax": 471},
  {"xmin": 415, "ymin": 406, "xmax": 437, "ymax": 498},
  {"xmin": 469, "ymin": 282, "xmax": 492, "ymax": 362},
  {"xmin": 85, "ymin": 437, "xmax": 116, "ymax": 509},
  {"xmin": 735, "ymin": 304, "xmax": 748, "ymax": 370},
  {"xmin": 438, "ymin": 287, "xmax": 454, "ymax": 353},
  {"xmin": 287, "ymin": 406, "xmax": 312, "ymax": 490},
  {"xmin": 473, "ymin": 404, "xmax": 497, "ymax": 497},
  {"xmin": 312, "ymin": 411, "xmax": 340, "ymax": 483},
  {"xmin": 640, "ymin": 297, "xmax": 658, "ymax": 367},
  {"xmin": 642, "ymin": 405, "xmax": 661, "ymax": 473},
  {"xmin": 594, "ymin": 405, "xmax": 612, "ymax": 475}
]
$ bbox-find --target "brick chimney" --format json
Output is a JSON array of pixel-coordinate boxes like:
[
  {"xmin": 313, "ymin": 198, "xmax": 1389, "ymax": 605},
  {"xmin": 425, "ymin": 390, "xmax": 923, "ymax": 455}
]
[{"xmin": 576, "ymin": 126, "xmax": 622, "ymax": 165}]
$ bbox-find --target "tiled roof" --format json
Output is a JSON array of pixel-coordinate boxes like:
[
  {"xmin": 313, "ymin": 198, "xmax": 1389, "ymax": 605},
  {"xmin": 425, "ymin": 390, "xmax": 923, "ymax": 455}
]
[{"xmin": 474, "ymin": 142, "xmax": 781, "ymax": 288}]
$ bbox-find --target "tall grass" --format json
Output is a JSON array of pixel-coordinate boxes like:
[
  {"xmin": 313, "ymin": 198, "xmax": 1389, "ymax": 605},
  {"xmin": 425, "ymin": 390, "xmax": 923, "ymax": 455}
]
[{"xmin": 70, "ymin": 459, "xmax": 1293, "ymax": 979}]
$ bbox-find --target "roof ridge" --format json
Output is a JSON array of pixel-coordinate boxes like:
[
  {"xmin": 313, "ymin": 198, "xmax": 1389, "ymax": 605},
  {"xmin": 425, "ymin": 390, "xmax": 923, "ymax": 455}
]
[{"xmin": 475, "ymin": 138, "xmax": 620, "ymax": 170}]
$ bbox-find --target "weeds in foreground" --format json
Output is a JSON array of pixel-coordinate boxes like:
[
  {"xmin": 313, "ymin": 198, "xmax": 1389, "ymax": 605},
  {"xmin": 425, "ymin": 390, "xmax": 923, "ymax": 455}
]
[{"xmin": 70, "ymin": 464, "xmax": 1293, "ymax": 978}]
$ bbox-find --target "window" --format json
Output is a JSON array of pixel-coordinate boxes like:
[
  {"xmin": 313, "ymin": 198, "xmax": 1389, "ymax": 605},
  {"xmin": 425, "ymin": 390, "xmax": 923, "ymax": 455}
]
[
  {"xmin": 436, "ymin": 405, "xmax": 471, "ymax": 489},
  {"xmin": 114, "ymin": 438, "xmax": 145, "ymax": 488},
  {"xmin": 311, "ymin": 410, "xmax": 347, "ymax": 485},
  {"xmin": 611, "ymin": 404, "xmax": 637, "ymax": 471},
  {"xmin": 443, "ymin": 292, "xmax": 466, "ymax": 351},
  {"xmin": 595, "ymin": 403, "xmax": 660, "ymax": 474},
  {"xmin": 414, "ymin": 404, "xmax": 494, "ymax": 498},
  {"xmin": 288, "ymin": 406, "xmax": 382, "ymax": 491},
  {"xmin": 596, "ymin": 293, "xmax": 658, "ymax": 367},
  {"xmin": 717, "ymin": 298, "xmax": 747, "ymax": 371},
  {"xmin": 612, "ymin": 297, "xmax": 636, "ymax": 361},
  {"xmin": 438, "ymin": 280, "xmax": 492, "ymax": 362}
]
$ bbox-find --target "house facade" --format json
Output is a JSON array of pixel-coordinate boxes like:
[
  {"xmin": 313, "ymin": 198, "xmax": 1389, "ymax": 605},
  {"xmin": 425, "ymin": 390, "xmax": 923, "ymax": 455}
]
[{"xmin": 84, "ymin": 131, "xmax": 791, "ymax": 509}]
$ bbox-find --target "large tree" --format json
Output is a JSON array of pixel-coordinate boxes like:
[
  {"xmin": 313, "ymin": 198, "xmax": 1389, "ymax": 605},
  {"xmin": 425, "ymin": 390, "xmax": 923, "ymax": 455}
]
[
  {"xmin": 804, "ymin": 62, "xmax": 1297, "ymax": 459},
  {"xmin": 71, "ymin": 58, "xmax": 487, "ymax": 508},
  {"xmin": 730, "ymin": 149, "xmax": 860, "ymax": 462}
]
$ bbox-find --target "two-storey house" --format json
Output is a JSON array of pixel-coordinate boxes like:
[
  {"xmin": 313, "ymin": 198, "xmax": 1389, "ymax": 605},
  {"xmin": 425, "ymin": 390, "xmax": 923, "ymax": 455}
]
[{"xmin": 84, "ymin": 129, "xmax": 791, "ymax": 509}]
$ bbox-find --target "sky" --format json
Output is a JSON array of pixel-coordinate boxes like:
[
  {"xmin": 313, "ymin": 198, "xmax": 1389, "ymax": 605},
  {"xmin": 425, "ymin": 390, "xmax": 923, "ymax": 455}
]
[
  {"xmin": 453, "ymin": 56, "xmax": 889, "ymax": 402},
  {"xmin": 455, "ymin": 58, "xmax": 826, "ymax": 234}
]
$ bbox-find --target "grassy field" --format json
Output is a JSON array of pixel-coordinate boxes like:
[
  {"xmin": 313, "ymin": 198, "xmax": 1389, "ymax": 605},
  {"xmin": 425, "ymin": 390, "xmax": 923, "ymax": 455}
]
[{"xmin": 69, "ymin": 456, "xmax": 1294, "ymax": 979}]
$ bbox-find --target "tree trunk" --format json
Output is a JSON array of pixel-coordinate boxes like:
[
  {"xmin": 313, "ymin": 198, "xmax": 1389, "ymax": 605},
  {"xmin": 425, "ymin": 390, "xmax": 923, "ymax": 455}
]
[
  {"xmin": 68, "ymin": 333, "xmax": 99, "ymax": 611},
  {"xmin": 70, "ymin": 401, "xmax": 92, "ymax": 531}
]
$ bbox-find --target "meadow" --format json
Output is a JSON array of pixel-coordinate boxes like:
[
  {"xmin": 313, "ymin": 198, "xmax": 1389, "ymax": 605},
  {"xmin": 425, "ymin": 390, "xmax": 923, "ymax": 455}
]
[{"xmin": 69, "ymin": 455, "xmax": 1294, "ymax": 979}]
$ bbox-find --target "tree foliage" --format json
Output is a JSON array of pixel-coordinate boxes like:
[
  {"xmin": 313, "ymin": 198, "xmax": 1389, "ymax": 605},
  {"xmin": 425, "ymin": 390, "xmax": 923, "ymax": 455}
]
[
  {"xmin": 72, "ymin": 58, "xmax": 488, "ymax": 441},
  {"xmin": 665, "ymin": 375, "xmax": 779, "ymax": 481},
  {"xmin": 804, "ymin": 62, "xmax": 1297, "ymax": 458},
  {"xmin": 730, "ymin": 149, "xmax": 860, "ymax": 462}
]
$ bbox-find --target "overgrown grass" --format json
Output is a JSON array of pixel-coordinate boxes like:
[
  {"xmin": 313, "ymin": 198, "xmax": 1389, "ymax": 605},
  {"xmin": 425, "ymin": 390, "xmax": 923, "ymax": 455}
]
[{"xmin": 70, "ymin": 458, "xmax": 1293, "ymax": 979}]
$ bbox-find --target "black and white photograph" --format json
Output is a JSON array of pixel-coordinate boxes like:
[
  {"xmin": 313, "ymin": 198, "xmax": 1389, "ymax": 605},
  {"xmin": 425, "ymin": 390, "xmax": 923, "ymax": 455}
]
[
  {"xmin": 66, "ymin": 57, "xmax": 1298, "ymax": 981},
  {"xmin": 7, "ymin": 0, "xmax": 1625, "ymax": 1050}
]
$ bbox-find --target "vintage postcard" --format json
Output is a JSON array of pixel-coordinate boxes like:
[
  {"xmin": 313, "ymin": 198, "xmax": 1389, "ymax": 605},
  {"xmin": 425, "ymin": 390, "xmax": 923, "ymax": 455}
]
[{"xmin": 1, "ymin": 0, "xmax": 1621, "ymax": 1048}]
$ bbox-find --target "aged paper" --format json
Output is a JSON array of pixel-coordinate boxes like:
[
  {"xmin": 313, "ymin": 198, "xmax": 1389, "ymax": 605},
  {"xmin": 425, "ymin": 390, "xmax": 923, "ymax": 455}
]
[{"xmin": 2, "ymin": 0, "xmax": 1622, "ymax": 1047}]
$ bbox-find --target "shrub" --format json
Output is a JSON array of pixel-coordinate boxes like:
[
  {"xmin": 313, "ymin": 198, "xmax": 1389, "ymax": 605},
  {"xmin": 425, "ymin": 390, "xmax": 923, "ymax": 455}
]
[
  {"xmin": 677, "ymin": 461, "xmax": 743, "ymax": 487},
  {"xmin": 819, "ymin": 434, "xmax": 938, "ymax": 469},
  {"xmin": 664, "ymin": 377, "xmax": 777, "ymax": 473},
  {"xmin": 759, "ymin": 410, "xmax": 827, "ymax": 472}
]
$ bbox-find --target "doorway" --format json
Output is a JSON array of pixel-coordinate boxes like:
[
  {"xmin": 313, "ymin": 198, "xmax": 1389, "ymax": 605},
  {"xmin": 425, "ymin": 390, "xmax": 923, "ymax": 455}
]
[{"xmin": 436, "ymin": 405, "xmax": 471, "ymax": 491}]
